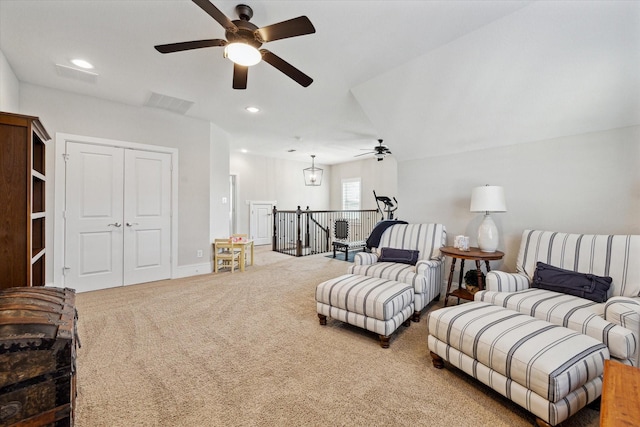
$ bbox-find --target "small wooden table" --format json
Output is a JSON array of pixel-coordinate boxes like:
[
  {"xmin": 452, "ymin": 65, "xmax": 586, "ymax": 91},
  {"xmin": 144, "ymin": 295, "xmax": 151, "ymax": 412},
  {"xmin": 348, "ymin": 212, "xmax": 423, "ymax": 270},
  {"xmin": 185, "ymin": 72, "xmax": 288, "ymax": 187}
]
[
  {"xmin": 237, "ymin": 239, "xmax": 254, "ymax": 271},
  {"xmin": 441, "ymin": 246, "xmax": 504, "ymax": 306},
  {"xmin": 218, "ymin": 239, "xmax": 254, "ymax": 272},
  {"xmin": 600, "ymin": 359, "xmax": 640, "ymax": 426}
]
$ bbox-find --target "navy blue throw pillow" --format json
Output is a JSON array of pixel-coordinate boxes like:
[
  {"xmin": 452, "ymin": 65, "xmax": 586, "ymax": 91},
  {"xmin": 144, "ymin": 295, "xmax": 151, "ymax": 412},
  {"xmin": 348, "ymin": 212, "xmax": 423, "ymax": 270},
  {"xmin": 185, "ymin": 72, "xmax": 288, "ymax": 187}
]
[
  {"xmin": 532, "ymin": 262, "xmax": 612, "ymax": 303},
  {"xmin": 378, "ymin": 247, "xmax": 419, "ymax": 265}
]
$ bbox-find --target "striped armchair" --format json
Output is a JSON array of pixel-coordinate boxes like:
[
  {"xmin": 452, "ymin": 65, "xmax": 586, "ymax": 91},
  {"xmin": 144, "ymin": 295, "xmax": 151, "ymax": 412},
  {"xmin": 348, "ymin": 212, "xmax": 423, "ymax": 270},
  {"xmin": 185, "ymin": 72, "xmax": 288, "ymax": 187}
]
[
  {"xmin": 348, "ymin": 223, "xmax": 447, "ymax": 322},
  {"xmin": 475, "ymin": 229, "xmax": 640, "ymax": 366}
]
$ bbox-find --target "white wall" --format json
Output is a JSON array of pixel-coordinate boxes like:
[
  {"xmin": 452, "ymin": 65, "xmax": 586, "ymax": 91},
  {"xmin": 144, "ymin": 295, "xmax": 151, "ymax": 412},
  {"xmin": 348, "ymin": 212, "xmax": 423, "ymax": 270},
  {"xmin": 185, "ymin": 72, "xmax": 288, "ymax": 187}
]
[
  {"xmin": 230, "ymin": 152, "xmax": 331, "ymax": 236},
  {"xmin": 19, "ymin": 83, "xmax": 230, "ymax": 282},
  {"xmin": 351, "ymin": 1, "xmax": 640, "ymax": 163},
  {"xmin": 329, "ymin": 157, "xmax": 398, "ymax": 213},
  {"xmin": 0, "ymin": 49, "xmax": 19, "ymax": 111},
  {"xmin": 210, "ymin": 123, "xmax": 231, "ymax": 242},
  {"xmin": 399, "ymin": 125, "xmax": 640, "ymax": 276}
]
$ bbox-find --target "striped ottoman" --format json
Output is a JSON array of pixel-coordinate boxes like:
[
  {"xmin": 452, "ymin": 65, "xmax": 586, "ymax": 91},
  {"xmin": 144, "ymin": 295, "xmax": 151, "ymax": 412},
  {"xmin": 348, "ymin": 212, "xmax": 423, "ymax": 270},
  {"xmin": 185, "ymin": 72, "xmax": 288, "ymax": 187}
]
[
  {"xmin": 427, "ymin": 302, "xmax": 609, "ymax": 427},
  {"xmin": 316, "ymin": 274, "xmax": 414, "ymax": 348}
]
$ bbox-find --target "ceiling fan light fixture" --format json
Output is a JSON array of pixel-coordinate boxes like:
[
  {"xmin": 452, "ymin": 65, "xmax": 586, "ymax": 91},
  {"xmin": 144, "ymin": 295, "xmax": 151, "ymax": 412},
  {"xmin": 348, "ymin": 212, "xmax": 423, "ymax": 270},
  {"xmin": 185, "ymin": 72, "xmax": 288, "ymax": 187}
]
[
  {"xmin": 224, "ymin": 42, "xmax": 261, "ymax": 66},
  {"xmin": 70, "ymin": 58, "xmax": 94, "ymax": 69},
  {"xmin": 154, "ymin": 1, "xmax": 315, "ymax": 88}
]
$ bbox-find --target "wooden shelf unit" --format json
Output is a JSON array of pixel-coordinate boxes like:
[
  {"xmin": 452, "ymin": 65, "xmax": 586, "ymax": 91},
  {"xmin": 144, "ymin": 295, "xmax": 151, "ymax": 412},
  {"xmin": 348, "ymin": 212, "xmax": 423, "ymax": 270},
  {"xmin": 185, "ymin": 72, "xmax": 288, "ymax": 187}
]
[{"xmin": 0, "ymin": 111, "xmax": 51, "ymax": 288}]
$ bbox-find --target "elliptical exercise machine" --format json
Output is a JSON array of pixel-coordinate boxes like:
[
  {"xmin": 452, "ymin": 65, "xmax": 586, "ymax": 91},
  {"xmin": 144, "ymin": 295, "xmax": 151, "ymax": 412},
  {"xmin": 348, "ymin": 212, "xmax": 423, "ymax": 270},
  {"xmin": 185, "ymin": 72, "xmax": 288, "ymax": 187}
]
[
  {"xmin": 373, "ymin": 190, "xmax": 398, "ymax": 221},
  {"xmin": 366, "ymin": 191, "xmax": 404, "ymax": 251}
]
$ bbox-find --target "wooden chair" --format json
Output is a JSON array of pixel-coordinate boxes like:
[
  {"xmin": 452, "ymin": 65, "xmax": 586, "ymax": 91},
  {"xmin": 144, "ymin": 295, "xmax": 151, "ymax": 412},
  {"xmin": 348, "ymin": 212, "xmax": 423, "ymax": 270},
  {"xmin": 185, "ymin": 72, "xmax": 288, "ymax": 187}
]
[{"xmin": 213, "ymin": 239, "xmax": 241, "ymax": 273}]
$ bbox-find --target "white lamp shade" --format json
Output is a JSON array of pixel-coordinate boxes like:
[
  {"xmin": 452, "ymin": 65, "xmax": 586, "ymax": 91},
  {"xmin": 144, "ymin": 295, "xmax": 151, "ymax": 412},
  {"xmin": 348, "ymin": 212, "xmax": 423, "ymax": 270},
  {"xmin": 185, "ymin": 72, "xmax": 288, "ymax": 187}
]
[
  {"xmin": 224, "ymin": 43, "xmax": 262, "ymax": 66},
  {"xmin": 470, "ymin": 186, "xmax": 506, "ymax": 213}
]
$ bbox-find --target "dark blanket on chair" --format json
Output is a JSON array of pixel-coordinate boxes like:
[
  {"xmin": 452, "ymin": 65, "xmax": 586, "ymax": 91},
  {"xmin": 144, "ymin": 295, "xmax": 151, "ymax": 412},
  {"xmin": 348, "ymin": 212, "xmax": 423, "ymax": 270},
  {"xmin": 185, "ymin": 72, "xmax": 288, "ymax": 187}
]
[{"xmin": 366, "ymin": 220, "xmax": 408, "ymax": 249}]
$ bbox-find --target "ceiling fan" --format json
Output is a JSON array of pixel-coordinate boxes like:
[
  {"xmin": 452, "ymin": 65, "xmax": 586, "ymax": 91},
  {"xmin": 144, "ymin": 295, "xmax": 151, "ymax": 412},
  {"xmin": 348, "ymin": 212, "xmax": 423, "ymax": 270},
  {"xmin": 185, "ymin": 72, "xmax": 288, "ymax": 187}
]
[
  {"xmin": 355, "ymin": 140, "xmax": 392, "ymax": 161},
  {"xmin": 154, "ymin": 0, "xmax": 315, "ymax": 89}
]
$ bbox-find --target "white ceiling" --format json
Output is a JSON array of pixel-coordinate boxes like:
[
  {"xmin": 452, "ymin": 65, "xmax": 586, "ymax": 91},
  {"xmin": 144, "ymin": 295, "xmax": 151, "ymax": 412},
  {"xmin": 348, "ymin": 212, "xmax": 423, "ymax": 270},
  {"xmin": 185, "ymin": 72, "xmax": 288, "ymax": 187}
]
[{"xmin": 1, "ymin": 0, "xmax": 638, "ymax": 165}]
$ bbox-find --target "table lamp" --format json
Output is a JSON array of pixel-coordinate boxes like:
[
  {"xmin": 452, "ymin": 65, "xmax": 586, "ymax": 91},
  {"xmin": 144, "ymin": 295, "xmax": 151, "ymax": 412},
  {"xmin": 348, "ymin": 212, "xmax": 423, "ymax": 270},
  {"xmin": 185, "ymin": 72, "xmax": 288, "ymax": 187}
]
[{"xmin": 470, "ymin": 185, "xmax": 506, "ymax": 252}]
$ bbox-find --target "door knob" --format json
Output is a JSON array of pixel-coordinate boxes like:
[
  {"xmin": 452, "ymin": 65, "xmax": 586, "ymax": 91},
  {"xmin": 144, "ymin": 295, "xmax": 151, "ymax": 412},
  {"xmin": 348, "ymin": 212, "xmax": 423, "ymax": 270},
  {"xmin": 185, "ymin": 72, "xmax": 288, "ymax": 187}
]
[
  {"xmin": 108, "ymin": 222, "xmax": 122, "ymax": 227},
  {"xmin": 126, "ymin": 222, "xmax": 139, "ymax": 227}
]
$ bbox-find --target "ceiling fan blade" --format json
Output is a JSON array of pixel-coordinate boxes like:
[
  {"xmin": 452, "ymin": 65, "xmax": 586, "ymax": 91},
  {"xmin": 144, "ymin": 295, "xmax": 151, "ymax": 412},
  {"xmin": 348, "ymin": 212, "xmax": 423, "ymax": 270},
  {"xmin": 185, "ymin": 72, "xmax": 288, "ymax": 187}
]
[
  {"xmin": 256, "ymin": 16, "xmax": 315, "ymax": 43},
  {"xmin": 260, "ymin": 49, "xmax": 313, "ymax": 87},
  {"xmin": 233, "ymin": 63, "xmax": 248, "ymax": 90},
  {"xmin": 354, "ymin": 152, "xmax": 374, "ymax": 157},
  {"xmin": 192, "ymin": 0, "xmax": 237, "ymax": 32},
  {"xmin": 155, "ymin": 39, "xmax": 226, "ymax": 54}
]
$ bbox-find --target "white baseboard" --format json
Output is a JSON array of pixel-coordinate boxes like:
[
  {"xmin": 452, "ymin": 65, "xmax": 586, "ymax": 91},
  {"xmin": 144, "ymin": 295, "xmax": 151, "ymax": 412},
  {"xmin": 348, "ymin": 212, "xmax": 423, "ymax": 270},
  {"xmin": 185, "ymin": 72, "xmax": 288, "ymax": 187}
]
[
  {"xmin": 43, "ymin": 265, "xmax": 212, "ymax": 289},
  {"xmin": 174, "ymin": 262, "xmax": 212, "ymax": 279}
]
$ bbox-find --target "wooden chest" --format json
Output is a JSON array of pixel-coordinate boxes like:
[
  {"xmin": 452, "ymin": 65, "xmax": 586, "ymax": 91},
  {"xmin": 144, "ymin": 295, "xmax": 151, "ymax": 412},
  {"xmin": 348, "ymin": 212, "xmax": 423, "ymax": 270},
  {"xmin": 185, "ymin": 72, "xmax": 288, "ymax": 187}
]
[{"xmin": 0, "ymin": 287, "xmax": 78, "ymax": 427}]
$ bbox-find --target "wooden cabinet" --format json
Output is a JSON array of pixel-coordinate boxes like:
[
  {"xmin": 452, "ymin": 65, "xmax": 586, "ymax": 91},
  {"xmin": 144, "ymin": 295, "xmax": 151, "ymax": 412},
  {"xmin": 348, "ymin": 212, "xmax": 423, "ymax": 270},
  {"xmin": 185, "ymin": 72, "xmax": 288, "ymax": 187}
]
[{"xmin": 0, "ymin": 112, "xmax": 51, "ymax": 288}]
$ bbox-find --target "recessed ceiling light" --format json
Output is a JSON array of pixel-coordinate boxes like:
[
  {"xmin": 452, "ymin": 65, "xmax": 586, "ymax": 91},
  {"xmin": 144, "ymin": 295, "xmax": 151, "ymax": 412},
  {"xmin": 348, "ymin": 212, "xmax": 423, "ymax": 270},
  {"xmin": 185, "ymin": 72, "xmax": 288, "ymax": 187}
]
[
  {"xmin": 71, "ymin": 59, "xmax": 94, "ymax": 69},
  {"xmin": 240, "ymin": 149, "xmax": 248, "ymax": 153},
  {"xmin": 245, "ymin": 106, "xmax": 260, "ymax": 113}
]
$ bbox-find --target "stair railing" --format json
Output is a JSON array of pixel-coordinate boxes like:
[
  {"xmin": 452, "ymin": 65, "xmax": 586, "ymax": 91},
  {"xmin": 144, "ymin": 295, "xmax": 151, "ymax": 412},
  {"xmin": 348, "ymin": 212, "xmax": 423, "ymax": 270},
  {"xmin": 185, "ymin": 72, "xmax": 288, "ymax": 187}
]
[{"xmin": 272, "ymin": 206, "xmax": 378, "ymax": 257}]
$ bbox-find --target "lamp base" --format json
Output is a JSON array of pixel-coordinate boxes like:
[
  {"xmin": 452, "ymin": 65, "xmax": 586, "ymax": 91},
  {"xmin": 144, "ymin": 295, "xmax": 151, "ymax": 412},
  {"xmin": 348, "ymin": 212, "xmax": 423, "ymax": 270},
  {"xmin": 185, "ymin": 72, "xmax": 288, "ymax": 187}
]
[{"xmin": 477, "ymin": 213, "xmax": 499, "ymax": 252}]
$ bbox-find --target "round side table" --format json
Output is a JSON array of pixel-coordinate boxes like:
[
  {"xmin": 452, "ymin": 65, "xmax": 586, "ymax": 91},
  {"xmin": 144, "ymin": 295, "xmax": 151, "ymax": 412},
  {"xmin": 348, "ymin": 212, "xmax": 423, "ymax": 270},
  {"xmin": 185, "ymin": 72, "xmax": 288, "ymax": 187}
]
[{"xmin": 440, "ymin": 246, "xmax": 504, "ymax": 307}]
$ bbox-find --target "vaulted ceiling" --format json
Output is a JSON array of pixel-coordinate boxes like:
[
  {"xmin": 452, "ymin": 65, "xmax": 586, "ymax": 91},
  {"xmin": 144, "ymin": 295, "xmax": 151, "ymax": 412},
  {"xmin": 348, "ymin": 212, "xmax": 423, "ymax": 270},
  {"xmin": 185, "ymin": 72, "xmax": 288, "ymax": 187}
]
[{"xmin": 1, "ymin": 1, "xmax": 638, "ymax": 164}]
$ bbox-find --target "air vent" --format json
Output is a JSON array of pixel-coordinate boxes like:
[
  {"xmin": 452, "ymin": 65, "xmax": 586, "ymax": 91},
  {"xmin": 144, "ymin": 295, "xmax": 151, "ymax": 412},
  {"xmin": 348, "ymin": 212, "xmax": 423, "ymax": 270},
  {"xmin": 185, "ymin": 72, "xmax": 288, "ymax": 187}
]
[
  {"xmin": 55, "ymin": 64, "xmax": 98, "ymax": 83},
  {"xmin": 145, "ymin": 92, "xmax": 194, "ymax": 115}
]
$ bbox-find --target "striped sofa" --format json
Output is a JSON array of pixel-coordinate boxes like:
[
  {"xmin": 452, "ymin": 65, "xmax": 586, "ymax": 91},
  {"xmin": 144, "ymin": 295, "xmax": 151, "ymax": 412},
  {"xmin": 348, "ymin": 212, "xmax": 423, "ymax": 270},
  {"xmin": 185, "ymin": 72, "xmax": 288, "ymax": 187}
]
[
  {"xmin": 475, "ymin": 230, "xmax": 640, "ymax": 366},
  {"xmin": 348, "ymin": 223, "xmax": 447, "ymax": 321}
]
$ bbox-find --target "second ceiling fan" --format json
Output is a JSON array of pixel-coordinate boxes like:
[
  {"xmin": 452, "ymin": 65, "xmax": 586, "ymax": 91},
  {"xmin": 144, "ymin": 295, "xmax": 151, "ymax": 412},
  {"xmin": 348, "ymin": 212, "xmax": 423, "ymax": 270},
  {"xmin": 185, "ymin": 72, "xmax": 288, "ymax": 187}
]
[
  {"xmin": 355, "ymin": 140, "xmax": 392, "ymax": 161},
  {"xmin": 154, "ymin": 0, "xmax": 316, "ymax": 89}
]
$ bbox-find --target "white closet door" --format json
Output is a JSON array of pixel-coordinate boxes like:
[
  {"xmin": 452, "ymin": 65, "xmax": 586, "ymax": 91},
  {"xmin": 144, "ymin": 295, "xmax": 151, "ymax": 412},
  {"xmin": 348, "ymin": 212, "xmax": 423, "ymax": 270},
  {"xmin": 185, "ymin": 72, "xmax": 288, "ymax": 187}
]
[
  {"xmin": 64, "ymin": 143, "xmax": 172, "ymax": 291},
  {"xmin": 65, "ymin": 142, "xmax": 124, "ymax": 292},
  {"xmin": 122, "ymin": 149, "xmax": 171, "ymax": 285}
]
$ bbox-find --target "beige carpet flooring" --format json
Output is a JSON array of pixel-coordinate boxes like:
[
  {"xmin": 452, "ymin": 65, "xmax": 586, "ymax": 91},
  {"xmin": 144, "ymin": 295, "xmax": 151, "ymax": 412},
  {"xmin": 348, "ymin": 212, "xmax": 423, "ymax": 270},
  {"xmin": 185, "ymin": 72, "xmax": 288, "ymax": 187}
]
[{"xmin": 75, "ymin": 246, "xmax": 600, "ymax": 426}]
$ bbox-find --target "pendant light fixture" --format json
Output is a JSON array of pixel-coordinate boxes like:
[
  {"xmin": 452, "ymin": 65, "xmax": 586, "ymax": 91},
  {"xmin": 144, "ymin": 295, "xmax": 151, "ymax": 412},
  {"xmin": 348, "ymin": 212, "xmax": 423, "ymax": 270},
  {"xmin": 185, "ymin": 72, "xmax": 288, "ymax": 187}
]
[{"xmin": 303, "ymin": 155, "xmax": 323, "ymax": 186}]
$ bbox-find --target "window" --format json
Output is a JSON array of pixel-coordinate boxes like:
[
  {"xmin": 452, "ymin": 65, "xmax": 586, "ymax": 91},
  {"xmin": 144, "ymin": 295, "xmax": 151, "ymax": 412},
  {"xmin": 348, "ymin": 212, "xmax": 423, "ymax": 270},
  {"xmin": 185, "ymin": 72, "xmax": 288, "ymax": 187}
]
[{"xmin": 342, "ymin": 178, "xmax": 361, "ymax": 210}]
